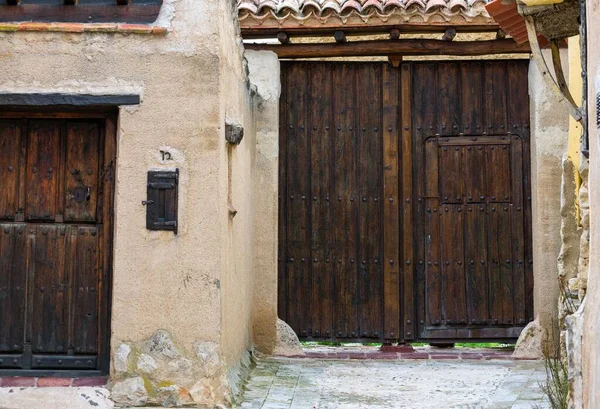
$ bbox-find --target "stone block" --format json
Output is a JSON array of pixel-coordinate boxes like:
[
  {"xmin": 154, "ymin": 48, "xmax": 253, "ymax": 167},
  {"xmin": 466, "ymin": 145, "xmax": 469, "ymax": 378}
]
[{"xmin": 110, "ymin": 376, "xmax": 148, "ymax": 406}]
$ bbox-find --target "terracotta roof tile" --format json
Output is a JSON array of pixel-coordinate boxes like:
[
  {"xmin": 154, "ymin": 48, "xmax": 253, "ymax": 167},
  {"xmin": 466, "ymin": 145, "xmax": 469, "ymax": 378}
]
[{"xmin": 238, "ymin": 0, "xmax": 494, "ymax": 27}]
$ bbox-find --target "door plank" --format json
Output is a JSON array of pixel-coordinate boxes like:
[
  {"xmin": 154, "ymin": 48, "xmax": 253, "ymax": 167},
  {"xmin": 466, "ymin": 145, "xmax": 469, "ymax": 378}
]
[
  {"xmin": 510, "ymin": 137, "xmax": 526, "ymax": 325},
  {"xmin": 332, "ymin": 64, "xmax": 358, "ymax": 339},
  {"xmin": 465, "ymin": 204, "xmax": 489, "ymax": 325},
  {"xmin": 382, "ymin": 64, "xmax": 400, "ymax": 341},
  {"xmin": 440, "ymin": 204, "xmax": 467, "ymax": 325},
  {"xmin": 26, "ymin": 121, "xmax": 62, "ymax": 221},
  {"xmin": 69, "ymin": 226, "xmax": 99, "ymax": 354},
  {"xmin": 484, "ymin": 62, "xmax": 508, "ymax": 133},
  {"xmin": 439, "ymin": 144, "xmax": 463, "ymax": 204},
  {"xmin": 309, "ymin": 63, "xmax": 334, "ymax": 339},
  {"xmin": 64, "ymin": 122, "xmax": 100, "ymax": 223},
  {"xmin": 486, "ymin": 144, "xmax": 511, "ymax": 203},
  {"xmin": 425, "ymin": 199, "xmax": 442, "ymax": 326},
  {"xmin": 437, "ymin": 62, "xmax": 460, "ymax": 136},
  {"xmin": 400, "ymin": 63, "xmax": 414, "ymax": 340},
  {"xmin": 30, "ymin": 225, "xmax": 68, "ymax": 354},
  {"xmin": 0, "ymin": 121, "xmax": 23, "ymax": 221},
  {"xmin": 460, "ymin": 62, "xmax": 484, "ymax": 134},
  {"xmin": 0, "ymin": 224, "xmax": 27, "ymax": 352},
  {"xmin": 357, "ymin": 64, "xmax": 383, "ymax": 339},
  {"xmin": 284, "ymin": 63, "xmax": 311, "ymax": 336}
]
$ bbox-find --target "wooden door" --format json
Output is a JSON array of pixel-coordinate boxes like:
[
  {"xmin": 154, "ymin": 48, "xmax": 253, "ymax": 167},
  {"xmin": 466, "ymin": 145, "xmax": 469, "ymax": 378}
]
[
  {"xmin": 279, "ymin": 62, "xmax": 401, "ymax": 342},
  {"xmin": 0, "ymin": 114, "xmax": 115, "ymax": 374},
  {"xmin": 279, "ymin": 60, "xmax": 532, "ymax": 343},
  {"xmin": 411, "ymin": 60, "xmax": 533, "ymax": 341}
]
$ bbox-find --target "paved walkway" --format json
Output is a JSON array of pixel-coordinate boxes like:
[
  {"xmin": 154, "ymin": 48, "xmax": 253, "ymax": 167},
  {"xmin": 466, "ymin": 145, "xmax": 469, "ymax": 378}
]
[{"xmin": 238, "ymin": 357, "xmax": 548, "ymax": 409}]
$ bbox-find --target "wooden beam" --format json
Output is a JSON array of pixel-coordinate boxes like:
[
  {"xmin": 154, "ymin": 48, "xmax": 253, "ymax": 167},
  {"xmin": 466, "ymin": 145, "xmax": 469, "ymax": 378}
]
[
  {"xmin": 390, "ymin": 28, "xmax": 400, "ymax": 40},
  {"xmin": 240, "ymin": 23, "xmax": 500, "ymax": 39},
  {"xmin": 333, "ymin": 30, "xmax": 346, "ymax": 43},
  {"xmin": 277, "ymin": 32, "xmax": 290, "ymax": 44},
  {"xmin": 244, "ymin": 39, "xmax": 531, "ymax": 58},
  {"xmin": 441, "ymin": 27, "xmax": 457, "ymax": 41}
]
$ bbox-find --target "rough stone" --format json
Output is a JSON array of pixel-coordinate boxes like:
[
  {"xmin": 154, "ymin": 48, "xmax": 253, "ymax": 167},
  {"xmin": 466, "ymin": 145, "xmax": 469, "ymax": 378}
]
[
  {"xmin": 514, "ymin": 318, "xmax": 545, "ymax": 359},
  {"xmin": 155, "ymin": 384, "xmax": 194, "ymax": 407},
  {"xmin": 110, "ymin": 377, "xmax": 148, "ymax": 406},
  {"xmin": 195, "ymin": 340, "xmax": 222, "ymax": 377},
  {"xmin": 147, "ymin": 330, "xmax": 181, "ymax": 359},
  {"xmin": 114, "ymin": 343, "xmax": 131, "ymax": 373},
  {"xmin": 272, "ymin": 318, "xmax": 304, "ymax": 357},
  {"xmin": 567, "ymin": 300, "xmax": 585, "ymax": 409},
  {"xmin": 136, "ymin": 353, "xmax": 158, "ymax": 374},
  {"xmin": 189, "ymin": 378, "xmax": 215, "ymax": 406}
]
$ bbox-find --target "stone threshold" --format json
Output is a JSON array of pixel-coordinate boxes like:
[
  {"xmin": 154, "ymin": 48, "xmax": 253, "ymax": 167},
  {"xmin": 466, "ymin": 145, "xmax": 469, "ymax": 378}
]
[
  {"xmin": 0, "ymin": 377, "xmax": 107, "ymax": 387},
  {"xmin": 290, "ymin": 349, "xmax": 538, "ymax": 361},
  {"xmin": 0, "ymin": 22, "xmax": 167, "ymax": 35}
]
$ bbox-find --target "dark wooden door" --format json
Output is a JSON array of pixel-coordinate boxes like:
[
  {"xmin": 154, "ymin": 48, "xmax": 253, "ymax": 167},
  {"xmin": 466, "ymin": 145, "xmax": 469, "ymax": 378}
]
[
  {"xmin": 279, "ymin": 60, "xmax": 532, "ymax": 343},
  {"xmin": 0, "ymin": 115, "xmax": 115, "ymax": 374},
  {"xmin": 411, "ymin": 61, "xmax": 532, "ymax": 341}
]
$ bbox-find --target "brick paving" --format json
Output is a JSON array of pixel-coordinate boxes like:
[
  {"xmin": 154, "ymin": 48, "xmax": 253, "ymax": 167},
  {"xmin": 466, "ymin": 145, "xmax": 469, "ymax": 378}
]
[
  {"xmin": 0, "ymin": 376, "xmax": 106, "ymax": 388},
  {"xmin": 238, "ymin": 355, "xmax": 548, "ymax": 409}
]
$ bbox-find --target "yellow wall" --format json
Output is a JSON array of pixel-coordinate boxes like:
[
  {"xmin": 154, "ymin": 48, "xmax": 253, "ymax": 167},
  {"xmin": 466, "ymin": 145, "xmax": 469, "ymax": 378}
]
[{"xmin": 568, "ymin": 36, "xmax": 583, "ymax": 217}]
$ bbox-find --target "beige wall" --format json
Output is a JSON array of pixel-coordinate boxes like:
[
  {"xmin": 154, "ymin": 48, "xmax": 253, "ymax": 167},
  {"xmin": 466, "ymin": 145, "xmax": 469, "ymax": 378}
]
[
  {"xmin": 246, "ymin": 50, "xmax": 281, "ymax": 354},
  {"xmin": 529, "ymin": 52, "xmax": 570, "ymax": 333},
  {"xmin": 0, "ymin": 0, "xmax": 259, "ymax": 405},
  {"xmin": 584, "ymin": 2, "xmax": 600, "ymax": 406}
]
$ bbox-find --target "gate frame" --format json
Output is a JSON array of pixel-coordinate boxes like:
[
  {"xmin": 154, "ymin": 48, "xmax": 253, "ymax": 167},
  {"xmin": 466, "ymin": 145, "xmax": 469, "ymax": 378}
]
[{"xmin": 247, "ymin": 48, "xmax": 566, "ymax": 352}]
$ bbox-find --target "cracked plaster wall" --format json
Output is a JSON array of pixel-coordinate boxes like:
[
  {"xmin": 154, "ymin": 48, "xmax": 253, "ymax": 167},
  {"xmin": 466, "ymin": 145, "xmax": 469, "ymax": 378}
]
[{"xmin": 0, "ymin": 0, "xmax": 260, "ymax": 406}]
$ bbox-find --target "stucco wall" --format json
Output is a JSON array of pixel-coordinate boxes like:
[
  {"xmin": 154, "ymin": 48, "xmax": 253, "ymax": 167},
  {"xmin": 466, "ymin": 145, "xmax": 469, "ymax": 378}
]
[
  {"xmin": 217, "ymin": 0, "xmax": 259, "ymax": 397},
  {"xmin": 0, "ymin": 0, "xmax": 258, "ymax": 406},
  {"xmin": 528, "ymin": 52, "xmax": 570, "ymax": 334},
  {"xmin": 245, "ymin": 50, "xmax": 281, "ymax": 354},
  {"xmin": 583, "ymin": 2, "xmax": 600, "ymax": 406}
]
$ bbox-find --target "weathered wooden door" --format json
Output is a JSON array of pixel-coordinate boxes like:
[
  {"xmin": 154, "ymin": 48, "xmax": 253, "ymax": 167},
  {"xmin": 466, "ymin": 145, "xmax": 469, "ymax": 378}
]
[
  {"xmin": 411, "ymin": 61, "xmax": 532, "ymax": 341},
  {"xmin": 279, "ymin": 60, "xmax": 532, "ymax": 343},
  {"xmin": 0, "ymin": 114, "xmax": 115, "ymax": 374}
]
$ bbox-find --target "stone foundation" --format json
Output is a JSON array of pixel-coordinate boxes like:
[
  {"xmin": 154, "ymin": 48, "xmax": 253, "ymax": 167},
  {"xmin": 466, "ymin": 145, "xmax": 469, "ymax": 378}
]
[{"xmin": 110, "ymin": 331, "xmax": 250, "ymax": 407}]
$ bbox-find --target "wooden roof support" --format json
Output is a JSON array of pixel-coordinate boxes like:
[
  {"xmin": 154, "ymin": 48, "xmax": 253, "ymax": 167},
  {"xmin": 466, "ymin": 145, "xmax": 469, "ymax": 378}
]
[
  {"xmin": 244, "ymin": 38, "xmax": 531, "ymax": 58},
  {"xmin": 334, "ymin": 30, "xmax": 346, "ymax": 43},
  {"xmin": 523, "ymin": 14, "xmax": 582, "ymax": 122},
  {"xmin": 442, "ymin": 28, "xmax": 456, "ymax": 41},
  {"xmin": 388, "ymin": 55, "xmax": 402, "ymax": 68},
  {"xmin": 277, "ymin": 32, "xmax": 290, "ymax": 44},
  {"xmin": 390, "ymin": 28, "xmax": 400, "ymax": 40}
]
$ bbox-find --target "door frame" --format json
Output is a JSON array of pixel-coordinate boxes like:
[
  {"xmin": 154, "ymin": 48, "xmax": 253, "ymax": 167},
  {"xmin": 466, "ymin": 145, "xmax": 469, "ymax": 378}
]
[{"xmin": 0, "ymin": 107, "xmax": 117, "ymax": 377}]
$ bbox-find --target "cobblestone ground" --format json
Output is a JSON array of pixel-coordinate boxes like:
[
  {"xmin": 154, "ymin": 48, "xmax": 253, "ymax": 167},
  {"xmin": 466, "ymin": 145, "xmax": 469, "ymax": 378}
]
[{"xmin": 238, "ymin": 358, "xmax": 548, "ymax": 409}]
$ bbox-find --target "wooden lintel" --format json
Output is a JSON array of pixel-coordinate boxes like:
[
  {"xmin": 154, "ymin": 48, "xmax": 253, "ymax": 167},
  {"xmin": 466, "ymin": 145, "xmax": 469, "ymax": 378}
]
[
  {"xmin": 244, "ymin": 39, "xmax": 531, "ymax": 58},
  {"xmin": 333, "ymin": 30, "xmax": 346, "ymax": 43}
]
